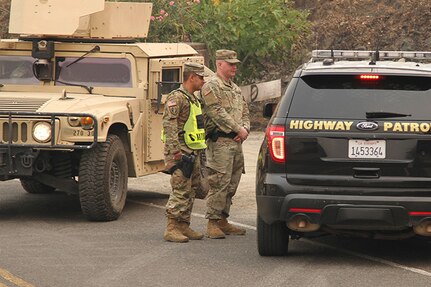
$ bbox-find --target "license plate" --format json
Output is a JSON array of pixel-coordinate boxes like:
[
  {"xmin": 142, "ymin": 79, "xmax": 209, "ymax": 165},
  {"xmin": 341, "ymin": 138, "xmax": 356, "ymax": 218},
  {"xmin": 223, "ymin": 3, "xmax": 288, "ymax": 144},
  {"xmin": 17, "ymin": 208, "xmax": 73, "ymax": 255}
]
[{"xmin": 348, "ymin": 140, "xmax": 386, "ymax": 159}]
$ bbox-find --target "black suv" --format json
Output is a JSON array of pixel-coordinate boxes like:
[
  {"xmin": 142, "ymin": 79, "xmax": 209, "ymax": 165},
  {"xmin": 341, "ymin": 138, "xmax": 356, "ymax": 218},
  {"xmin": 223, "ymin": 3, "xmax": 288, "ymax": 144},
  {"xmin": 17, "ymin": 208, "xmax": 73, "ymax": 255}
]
[{"xmin": 256, "ymin": 50, "xmax": 431, "ymax": 256}]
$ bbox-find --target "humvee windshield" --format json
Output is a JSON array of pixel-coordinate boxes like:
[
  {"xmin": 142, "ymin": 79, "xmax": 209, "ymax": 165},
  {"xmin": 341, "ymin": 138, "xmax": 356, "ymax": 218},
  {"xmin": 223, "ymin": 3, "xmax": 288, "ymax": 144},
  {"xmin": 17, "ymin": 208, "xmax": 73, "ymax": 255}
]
[
  {"xmin": 56, "ymin": 57, "xmax": 132, "ymax": 88},
  {"xmin": 0, "ymin": 55, "xmax": 133, "ymax": 88},
  {"xmin": 0, "ymin": 55, "xmax": 39, "ymax": 84}
]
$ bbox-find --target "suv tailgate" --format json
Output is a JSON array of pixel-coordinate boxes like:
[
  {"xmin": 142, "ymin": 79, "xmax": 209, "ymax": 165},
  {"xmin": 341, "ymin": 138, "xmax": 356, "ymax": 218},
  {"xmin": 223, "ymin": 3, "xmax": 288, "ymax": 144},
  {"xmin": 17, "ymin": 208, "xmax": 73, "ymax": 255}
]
[{"xmin": 284, "ymin": 74, "xmax": 431, "ymax": 189}]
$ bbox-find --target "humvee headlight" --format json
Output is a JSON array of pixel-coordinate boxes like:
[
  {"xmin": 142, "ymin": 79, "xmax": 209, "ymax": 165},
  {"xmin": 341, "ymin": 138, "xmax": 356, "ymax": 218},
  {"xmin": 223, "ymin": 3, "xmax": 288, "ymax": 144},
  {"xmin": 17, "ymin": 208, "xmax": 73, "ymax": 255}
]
[
  {"xmin": 33, "ymin": 122, "xmax": 52, "ymax": 143},
  {"xmin": 80, "ymin": 117, "xmax": 94, "ymax": 130},
  {"xmin": 68, "ymin": 117, "xmax": 81, "ymax": 127}
]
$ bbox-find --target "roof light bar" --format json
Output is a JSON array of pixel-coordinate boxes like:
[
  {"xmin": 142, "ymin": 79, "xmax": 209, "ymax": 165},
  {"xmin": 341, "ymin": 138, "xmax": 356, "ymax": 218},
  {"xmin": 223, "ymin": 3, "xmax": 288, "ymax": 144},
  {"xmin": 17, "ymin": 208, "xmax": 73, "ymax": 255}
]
[{"xmin": 311, "ymin": 50, "xmax": 431, "ymax": 61}]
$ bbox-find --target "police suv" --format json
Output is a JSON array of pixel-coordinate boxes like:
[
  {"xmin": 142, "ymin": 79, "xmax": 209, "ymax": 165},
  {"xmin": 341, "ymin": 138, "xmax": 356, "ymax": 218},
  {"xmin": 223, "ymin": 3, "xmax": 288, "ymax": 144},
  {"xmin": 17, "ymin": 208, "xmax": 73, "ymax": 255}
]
[{"xmin": 256, "ymin": 50, "xmax": 431, "ymax": 256}]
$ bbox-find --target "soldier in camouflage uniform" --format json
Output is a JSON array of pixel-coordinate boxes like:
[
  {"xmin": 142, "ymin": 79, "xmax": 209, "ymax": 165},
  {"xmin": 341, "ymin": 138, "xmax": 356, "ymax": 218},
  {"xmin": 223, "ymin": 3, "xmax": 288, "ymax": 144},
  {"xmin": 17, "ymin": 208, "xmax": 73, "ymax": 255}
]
[
  {"xmin": 201, "ymin": 50, "xmax": 250, "ymax": 239},
  {"xmin": 162, "ymin": 62, "xmax": 208, "ymax": 243}
]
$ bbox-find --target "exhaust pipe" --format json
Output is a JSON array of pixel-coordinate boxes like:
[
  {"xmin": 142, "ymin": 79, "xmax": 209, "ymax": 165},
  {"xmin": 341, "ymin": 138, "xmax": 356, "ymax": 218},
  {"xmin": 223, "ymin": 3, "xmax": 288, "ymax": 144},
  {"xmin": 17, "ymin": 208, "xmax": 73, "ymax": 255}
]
[
  {"xmin": 287, "ymin": 215, "xmax": 320, "ymax": 232},
  {"xmin": 413, "ymin": 220, "xmax": 431, "ymax": 237}
]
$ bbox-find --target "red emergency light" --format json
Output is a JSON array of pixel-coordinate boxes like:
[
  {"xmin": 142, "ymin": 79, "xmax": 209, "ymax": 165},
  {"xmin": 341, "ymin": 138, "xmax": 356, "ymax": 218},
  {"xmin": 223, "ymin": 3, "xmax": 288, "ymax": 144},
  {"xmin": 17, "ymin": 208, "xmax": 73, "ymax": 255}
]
[{"xmin": 360, "ymin": 74, "xmax": 380, "ymax": 80}]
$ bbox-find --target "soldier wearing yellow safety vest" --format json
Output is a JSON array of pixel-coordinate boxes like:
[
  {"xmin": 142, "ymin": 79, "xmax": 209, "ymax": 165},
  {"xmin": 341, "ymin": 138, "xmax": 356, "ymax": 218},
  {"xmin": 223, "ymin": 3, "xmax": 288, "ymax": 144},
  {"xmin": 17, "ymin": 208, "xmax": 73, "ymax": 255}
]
[{"xmin": 161, "ymin": 62, "xmax": 208, "ymax": 243}]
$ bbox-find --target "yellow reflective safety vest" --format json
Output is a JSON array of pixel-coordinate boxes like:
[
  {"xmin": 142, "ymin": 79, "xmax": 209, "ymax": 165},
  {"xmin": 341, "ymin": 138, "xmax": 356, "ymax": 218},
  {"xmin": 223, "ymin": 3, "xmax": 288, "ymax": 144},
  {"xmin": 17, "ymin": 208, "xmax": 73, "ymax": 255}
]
[
  {"xmin": 183, "ymin": 95, "xmax": 207, "ymax": 150},
  {"xmin": 161, "ymin": 90, "xmax": 207, "ymax": 150}
]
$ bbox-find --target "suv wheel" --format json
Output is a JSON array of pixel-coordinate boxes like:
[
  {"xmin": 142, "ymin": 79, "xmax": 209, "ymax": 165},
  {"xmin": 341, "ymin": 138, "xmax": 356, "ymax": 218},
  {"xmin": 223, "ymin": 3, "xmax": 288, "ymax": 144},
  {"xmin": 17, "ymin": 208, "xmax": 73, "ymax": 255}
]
[
  {"xmin": 257, "ymin": 215, "xmax": 289, "ymax": 256},
  {"xmin": 20, "ymin": 178, "xmax": 55, "ymax": 194},
  {"xmin": 79, "ymin": 134, "xmax": 128, "ymax": 221}
]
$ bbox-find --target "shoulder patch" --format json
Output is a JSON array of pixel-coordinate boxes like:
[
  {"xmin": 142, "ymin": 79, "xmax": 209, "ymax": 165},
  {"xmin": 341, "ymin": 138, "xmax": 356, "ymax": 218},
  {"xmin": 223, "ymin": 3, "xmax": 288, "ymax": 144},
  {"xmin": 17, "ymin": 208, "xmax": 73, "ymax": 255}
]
[
  {"xmin": 167, "ymin": 100, "xmax": 177, "ymax": 107},
  {"xmin": 169, "ymin": 105, "xmax": 178, "ymax": 115},
  {"xmin": 164, "ymin": 95, "xmax": 180, "ymax": 118},
  {"xmin": 202, "ymin": 85, "xmax": 213, "ymax": 96}
]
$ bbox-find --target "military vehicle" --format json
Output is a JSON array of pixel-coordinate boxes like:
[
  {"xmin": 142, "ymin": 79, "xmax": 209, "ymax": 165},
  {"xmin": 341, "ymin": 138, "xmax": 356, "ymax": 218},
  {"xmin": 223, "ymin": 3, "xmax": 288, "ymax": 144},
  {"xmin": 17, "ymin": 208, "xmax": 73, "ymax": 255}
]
[{"xmin": 0, "ymin": 0, "xmax": 206, "ymax": 221}]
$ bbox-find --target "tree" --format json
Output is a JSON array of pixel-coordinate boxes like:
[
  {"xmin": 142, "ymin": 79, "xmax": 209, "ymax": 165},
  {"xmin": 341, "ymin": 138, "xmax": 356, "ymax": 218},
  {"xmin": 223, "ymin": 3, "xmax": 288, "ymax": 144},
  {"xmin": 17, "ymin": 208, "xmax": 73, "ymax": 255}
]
[{"xmin": 146, "ymin": 0, "xmax": 311, "ymax": 83}]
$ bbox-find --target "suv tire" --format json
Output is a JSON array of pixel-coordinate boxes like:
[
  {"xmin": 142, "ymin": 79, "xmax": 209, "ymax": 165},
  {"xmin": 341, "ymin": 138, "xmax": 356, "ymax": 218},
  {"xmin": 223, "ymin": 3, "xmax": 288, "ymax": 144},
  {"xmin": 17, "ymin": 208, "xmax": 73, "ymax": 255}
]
[
  {"xmin": 20, "ymin": 178, "xmax": 55, "ymax": 194},
  {"xmin": 79, "ymin": 134, "xmax": 128, "ymax": 221},
  {"xmin": 257, "ymin": 215, "xmax": 289, "ymax": 256}
]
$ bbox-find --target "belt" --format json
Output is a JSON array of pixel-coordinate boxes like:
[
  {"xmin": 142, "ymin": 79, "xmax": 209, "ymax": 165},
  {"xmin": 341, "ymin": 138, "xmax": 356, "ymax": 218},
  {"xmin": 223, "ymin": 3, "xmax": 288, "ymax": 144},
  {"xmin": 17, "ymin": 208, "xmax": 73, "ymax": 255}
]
[{"xmin": 206, "ymin": 131, "xmax": 237, "ymax": 141}]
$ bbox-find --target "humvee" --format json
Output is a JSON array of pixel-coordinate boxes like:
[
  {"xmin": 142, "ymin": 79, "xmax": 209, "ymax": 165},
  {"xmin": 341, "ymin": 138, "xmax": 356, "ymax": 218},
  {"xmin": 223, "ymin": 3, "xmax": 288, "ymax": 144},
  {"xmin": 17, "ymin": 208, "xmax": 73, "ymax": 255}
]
[{"xmin": 0, "ymin": 0, "xmax": 206, "ymax": 221}]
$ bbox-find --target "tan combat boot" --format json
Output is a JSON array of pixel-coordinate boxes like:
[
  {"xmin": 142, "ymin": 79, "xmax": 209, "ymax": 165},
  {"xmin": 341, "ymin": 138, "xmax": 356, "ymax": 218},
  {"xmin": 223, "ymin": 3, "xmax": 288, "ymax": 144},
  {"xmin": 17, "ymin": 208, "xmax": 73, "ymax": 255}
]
[
  {"xmin": 164, "ymin": 218, "xmax": 189, "ymax": 243},
  {"xmin": 178, "ymin": 222, "xmax": 204, "ymax": 240},
  {"xmin": 218, "ymin": 217, "xmax": 246, "ymax": 235},
  {"xmin": 207, "ymin": 219, "xmax": 225, "ymax": 239}
]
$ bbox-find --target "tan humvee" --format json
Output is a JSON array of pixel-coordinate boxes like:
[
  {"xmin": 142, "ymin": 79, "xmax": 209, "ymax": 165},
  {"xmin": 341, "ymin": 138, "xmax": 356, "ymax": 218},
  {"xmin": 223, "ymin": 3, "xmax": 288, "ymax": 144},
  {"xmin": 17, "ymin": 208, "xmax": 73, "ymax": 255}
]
[{"xmin": 0, "ymin": 0, "xmax": 206, "ymax": 221}]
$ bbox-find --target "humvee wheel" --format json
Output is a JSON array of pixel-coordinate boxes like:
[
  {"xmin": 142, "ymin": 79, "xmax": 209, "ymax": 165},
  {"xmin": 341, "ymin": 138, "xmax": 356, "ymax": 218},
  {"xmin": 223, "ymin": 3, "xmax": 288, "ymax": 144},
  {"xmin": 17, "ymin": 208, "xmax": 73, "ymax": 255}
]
[
  {"xmin": 257, "ymin": 215, "xmax": 289, "ymax": 256},
  {"xmin": 79, "ymin": 134, "xmax": 128, "ymax": 221},
  {"xmin": 20, "ymin": 178, "xmax": 56, "ymax": 194}
]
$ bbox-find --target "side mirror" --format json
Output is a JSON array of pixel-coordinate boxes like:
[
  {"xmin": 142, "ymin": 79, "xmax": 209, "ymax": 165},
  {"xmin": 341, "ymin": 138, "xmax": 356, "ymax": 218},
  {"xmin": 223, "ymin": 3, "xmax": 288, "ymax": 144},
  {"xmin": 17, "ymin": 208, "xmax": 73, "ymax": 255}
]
[{"xmin": 263, "ymin": 103, "xmax": 277, "ymax": 118}]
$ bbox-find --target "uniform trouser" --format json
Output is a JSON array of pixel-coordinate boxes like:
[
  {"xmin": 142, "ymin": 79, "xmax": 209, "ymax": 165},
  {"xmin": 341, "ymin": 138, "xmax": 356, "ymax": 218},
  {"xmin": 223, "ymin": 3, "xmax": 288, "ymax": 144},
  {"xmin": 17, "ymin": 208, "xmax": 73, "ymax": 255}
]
[
  {"xmin": 205, "ymin": 138, "xmax": 244, "ymax": 220},
  {"xmin": 165, "ymin": 152, "xmax": 202, "ymax": 223}
]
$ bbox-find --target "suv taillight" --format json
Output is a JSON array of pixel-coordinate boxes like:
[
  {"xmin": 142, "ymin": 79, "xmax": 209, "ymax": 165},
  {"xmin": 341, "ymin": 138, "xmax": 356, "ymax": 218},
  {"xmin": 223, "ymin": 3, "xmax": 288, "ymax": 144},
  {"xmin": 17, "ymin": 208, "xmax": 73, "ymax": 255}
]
[{"xmin": 266, "ymin": 125, "xmax": 285, "ymax": 163}]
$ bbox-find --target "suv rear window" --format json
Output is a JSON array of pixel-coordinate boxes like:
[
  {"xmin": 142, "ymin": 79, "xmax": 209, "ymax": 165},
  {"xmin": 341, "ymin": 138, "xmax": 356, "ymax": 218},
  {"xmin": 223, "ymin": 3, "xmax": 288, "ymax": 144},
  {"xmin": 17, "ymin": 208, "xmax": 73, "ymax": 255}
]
[{"xmin": 289, "ymin": 75, "xmax": 431, "ymax": 120}]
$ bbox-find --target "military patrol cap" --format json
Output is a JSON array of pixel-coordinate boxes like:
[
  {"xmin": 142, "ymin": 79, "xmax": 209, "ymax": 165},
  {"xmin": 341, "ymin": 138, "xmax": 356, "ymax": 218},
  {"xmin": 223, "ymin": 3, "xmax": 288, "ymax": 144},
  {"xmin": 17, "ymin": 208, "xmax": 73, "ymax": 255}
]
[
  {"xmin": 216, "ymin": 49, "xmax": 241, "ymax": 63},
  {"xmin": 184, "ymin": 62, "xmax": 208, "ymax": 77}
]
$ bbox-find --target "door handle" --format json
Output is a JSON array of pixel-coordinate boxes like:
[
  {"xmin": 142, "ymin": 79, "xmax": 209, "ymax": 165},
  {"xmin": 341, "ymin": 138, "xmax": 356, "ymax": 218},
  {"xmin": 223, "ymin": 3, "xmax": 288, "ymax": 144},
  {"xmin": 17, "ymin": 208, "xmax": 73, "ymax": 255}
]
[{"xmin": 353, "ymin": 167, "xmax": 380, "ymax": 179}]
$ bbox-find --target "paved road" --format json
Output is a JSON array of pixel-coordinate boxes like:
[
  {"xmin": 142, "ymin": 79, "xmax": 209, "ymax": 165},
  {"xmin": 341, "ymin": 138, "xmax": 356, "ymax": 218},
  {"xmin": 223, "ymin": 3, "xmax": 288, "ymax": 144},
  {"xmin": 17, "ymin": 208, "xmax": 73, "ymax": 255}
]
[{"xmin": 0, "ymin": 133, "xmax": 430, "ymax": 287}]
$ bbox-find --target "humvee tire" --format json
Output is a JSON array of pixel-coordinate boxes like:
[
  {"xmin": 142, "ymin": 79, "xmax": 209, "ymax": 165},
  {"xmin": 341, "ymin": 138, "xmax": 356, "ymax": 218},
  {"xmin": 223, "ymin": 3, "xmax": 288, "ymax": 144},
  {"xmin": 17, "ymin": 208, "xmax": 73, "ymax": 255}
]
[
  {"xmin": 20, "ymin": 178, "xmax": 56, "ymax": 194},
  {"xmin": 257, "ymin": 215, "xmax": 289, "ymax": 256},
  {"xmin": 79, "ymin": 134, "xmax": 128, "ymax": 221}
]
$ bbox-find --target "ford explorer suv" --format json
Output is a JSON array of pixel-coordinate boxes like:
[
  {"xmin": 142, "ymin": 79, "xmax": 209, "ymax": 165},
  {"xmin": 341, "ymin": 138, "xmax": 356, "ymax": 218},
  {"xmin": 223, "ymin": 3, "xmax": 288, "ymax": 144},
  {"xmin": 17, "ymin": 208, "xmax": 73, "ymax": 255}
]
[{"xmin": 256, "ymin": 50, "xmax": 431, "ymax": 256}]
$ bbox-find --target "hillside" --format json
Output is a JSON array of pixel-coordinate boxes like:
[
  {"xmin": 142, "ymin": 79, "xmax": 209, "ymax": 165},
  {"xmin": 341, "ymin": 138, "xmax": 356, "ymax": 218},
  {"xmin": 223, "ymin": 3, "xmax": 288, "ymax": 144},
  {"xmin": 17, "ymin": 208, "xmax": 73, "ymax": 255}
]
[
  {"xmin": 255, "ymin": 0, "xmax": 431, "ymax": 129},
  {"xmin": 0, "ymin": 0, "xmax": 9, "ymax": 38},
  {"xmin": 295, "ymin": 0, "xmax": 431, "ymax": 51},
  {"xmin": 2, "ymin": 0, "xmax": 431, "ymax": 50},
  {"xmin": 2, "ymin": 0, "xmax": 430, "ymax": 55}
]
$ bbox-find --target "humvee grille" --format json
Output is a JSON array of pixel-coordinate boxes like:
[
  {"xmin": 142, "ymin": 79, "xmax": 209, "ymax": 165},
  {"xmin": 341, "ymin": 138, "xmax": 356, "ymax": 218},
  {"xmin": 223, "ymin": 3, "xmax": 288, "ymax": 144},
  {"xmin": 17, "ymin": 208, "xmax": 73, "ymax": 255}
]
[
  {"xmin": 0, "ymin": 98, "xmax": 48, "ymax": 112},
  {"xmin": 1, "ymin": 121, "xmax": 29, "ymax": 143},
  {"xmin": 0, "ymin": 112, "xmax": 98, "ymax": 149}
]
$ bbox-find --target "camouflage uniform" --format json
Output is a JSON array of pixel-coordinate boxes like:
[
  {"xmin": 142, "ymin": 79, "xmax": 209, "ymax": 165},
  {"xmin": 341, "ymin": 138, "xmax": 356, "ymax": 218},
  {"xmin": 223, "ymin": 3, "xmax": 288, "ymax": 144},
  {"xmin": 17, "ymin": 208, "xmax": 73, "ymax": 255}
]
[
  {"xmin": 201, "ymin": 53, "xmax": 250, "ymax": 220},
  {"xmin": 163, "ymin": 86, "xmax": 204, "ymax": 224}
]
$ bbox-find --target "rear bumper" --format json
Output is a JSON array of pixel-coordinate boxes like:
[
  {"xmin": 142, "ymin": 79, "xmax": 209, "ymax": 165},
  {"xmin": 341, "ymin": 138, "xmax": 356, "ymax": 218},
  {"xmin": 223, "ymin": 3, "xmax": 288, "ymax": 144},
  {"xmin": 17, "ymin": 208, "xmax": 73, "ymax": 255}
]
[{"xmin": 257, "ymin": 193, "xmax": 431, "ymax": 229}]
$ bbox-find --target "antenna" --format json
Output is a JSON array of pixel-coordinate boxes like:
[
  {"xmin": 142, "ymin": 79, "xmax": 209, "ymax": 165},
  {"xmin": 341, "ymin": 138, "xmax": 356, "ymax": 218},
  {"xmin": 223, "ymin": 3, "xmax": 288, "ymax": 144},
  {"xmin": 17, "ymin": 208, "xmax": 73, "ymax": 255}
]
[
  {"xmin": 375, "ymin": 40, "xmax": 380, "ymax": 61},
  {"xmin": 369, "ymin": 49, "xmax": 379, "ymax": 65},
  {"xmin": 369, "ymin": 39, "xmax": 380, "ymax": 65}
]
